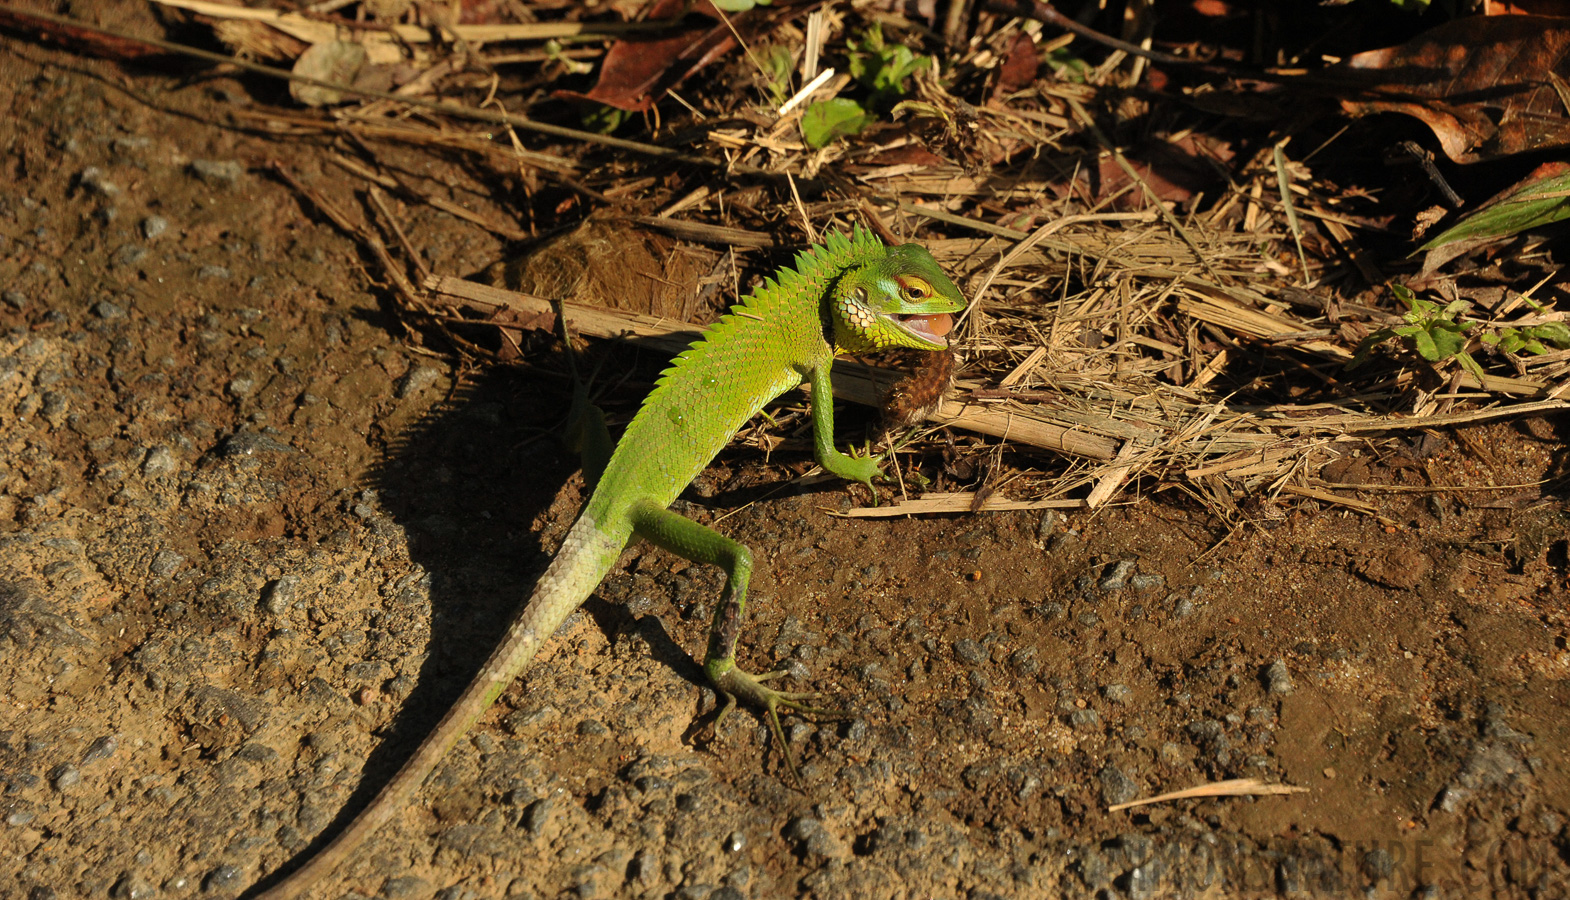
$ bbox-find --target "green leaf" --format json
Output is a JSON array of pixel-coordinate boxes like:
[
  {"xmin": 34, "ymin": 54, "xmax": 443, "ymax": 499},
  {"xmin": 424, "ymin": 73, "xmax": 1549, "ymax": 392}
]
[
  {"xmin": 1526, "ymin": 322, "xmax": 1570, "ymax": 348},
  {"xmin": 1044, "ymin": 47, "xmax": 1091, "ymax": 81},
  {"xmin": 1410, "ymin": 328, "xmax": 1439, "ymax": 361},
  {"xmin": 890, "ymin": 99, "xmax": 949, "ymax": 123},
  {"xmin": 1428, "ymin": 325, "xmax": 1467, "ymax": 360},
  {"xmin": 1458, "ymin": 351, "xmax": 1487, "ymax": 383},
  {"xmin": 580, "ymin": 103, "xmax": 628, "ymax": 134},
  {"xmin": 1347, "ymin": 329, "xmax": 1398, "ymax": 370},
  {"xmin": 760, "ymin": 44, "xmax": 795, "ymax": 105},
  {"xmin": 801, "ymin": 98, "xmax": 874, "ymax": 148},
  {"xmin": 1421, "ymin": 170, "xmax": 1570, "ymax": 251}
]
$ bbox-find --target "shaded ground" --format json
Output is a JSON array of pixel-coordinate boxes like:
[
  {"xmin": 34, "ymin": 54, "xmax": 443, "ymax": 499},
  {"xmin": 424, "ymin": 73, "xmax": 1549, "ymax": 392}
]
[{"xmin": 3, "ymin": 23, "xmax": 1570, "ymax": 900}]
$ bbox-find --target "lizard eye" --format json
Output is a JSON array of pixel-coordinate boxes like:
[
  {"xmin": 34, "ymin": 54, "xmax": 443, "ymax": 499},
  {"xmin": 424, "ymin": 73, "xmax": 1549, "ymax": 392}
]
[{"xmin": 904, "ymin": 281, "xmax": 928, "ymax": 300}]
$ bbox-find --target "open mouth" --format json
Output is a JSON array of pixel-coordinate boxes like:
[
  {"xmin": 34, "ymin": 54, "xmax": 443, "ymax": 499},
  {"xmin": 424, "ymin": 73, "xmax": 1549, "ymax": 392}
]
[{"xmin": 893, "ymin": 312, "xmax": 954, "ymax": 345}]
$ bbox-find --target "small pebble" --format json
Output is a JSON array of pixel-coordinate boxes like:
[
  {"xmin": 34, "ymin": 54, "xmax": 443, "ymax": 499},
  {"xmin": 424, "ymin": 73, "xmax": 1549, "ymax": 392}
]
[
  {"xmin": 110, "ymin": 874, "xmax": 156, "ymax": 900},
  {"xmin": 142, "ymin": 445, "xmax": 177, "ymax": 477},
  {"xmin": 263, "ymin": 576, "xmax": 299, "ymax": 614},
  {"xmin": 198, "ymin": 265, "xmax": 231, "ymax": 280},
  {"xmin": 150, "ymin": 550, "xmax": 186, "ymax": 578},
  {"xmin": 81, "ymin": 735, "xmax": 118, "ymax": 766},
  {"xmin": 142, "ymin": 215, "xmax": 168, "ymax": 240},
  {"xmin": 1264, "ymin": 659, "xmax": 1295, "ymax": 695},
  {"xmin": 521, "ymin": 798, "xmax": 553, "ymax": 834},
  {"xmin": 1099, "ymin": 763, "xmax": 1138, "ymax": 806},
  {"xmin": 79, "ymin": 166, "xmax": 121, "ymax": 196},
  {"xmin": 1070, "ymin": 708, "xmax": 1102, "ymax": 732},
  {"xmin": 93, "ymin": 299, "xmax": 127, "ymax": 320},
  {"xmin": 112, "ymin": 244, "xmax": 148, "ymax": 267},
  {"xmin": 203, "ymin": 865, "xmax": 242, "ymax": 893},
  {"xmin": 50, "ymin": 763, "xmax": 81, "ymax": 789},
  {"xmin": 190, "ymin": 159, "xmax": 244, "ymax": 186},
  {"xmin": 1099, "ymin": 559, "xmax": 1137, "ymax": 591},
  {"xmin": 381, "ymin": 875, "xmax": 429, "ymax": 899},
  {"xmin": 2, "ymin": 290, "xmax": 25, "ymax": 310},
  {"xmin": 1036, "ymin": 509, "xmax": 1061, "ymax": 541},
  {"xmin": 953, "ymin": 638, "xmax": 986, "ymax": 666}
]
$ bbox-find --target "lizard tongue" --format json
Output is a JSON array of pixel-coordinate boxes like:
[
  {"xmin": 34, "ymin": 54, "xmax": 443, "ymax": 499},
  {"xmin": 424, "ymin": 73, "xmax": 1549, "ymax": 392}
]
[{"xmin": 901, "ymin": 312, "xmax": 954, "ymax": 343}]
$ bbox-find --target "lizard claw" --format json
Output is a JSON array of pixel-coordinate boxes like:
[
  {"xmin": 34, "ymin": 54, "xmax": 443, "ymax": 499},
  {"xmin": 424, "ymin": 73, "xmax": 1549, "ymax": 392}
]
[{"xmin": 709, "ymin": 667, "xmax": 844, "ymax": 786}]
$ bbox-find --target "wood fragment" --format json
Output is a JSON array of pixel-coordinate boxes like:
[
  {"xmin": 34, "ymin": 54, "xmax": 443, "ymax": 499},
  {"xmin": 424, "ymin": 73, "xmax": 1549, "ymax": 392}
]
[
  {"xmin": 1108, "ymin": 778, "xmax": 1309, "ymax": 813},
  {"xmin": 837, "ymin": 493, "xmax": 1086, "ymax": 517}
]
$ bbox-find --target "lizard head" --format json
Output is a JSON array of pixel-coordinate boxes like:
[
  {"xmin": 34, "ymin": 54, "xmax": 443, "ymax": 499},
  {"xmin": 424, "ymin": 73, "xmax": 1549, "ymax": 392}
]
[{"xmin": 829, "ymin": 243, "xmax": 967, "ymax": 354}]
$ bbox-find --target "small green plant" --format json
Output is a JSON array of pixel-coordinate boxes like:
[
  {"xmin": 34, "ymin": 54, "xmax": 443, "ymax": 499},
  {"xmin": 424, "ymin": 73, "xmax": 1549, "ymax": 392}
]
[
  {"xmin": 1478, "ymin": 295, "xmax": 1570, "ymax": 357},
  {"xmin": 759, "ymin": 44, "xmax": 796, "ymax": 107},
  {"xmin": 1350, "ymin": 284, "xmax": 1484, "ymax": 380},
  {"xmin": 845, "ymin": 23, "xmax": 930, "ymax": 105},
  {"xmin": 801, "ymin": 24, "xmax": 931, "ymax": 149},
  {"xmin": 1351, "ymin": 285, "xmax": 1570, "ymax": 380},
  {"xmin": 1480, "ymin": 323, "xmax": 1570, "ymax": 355}
]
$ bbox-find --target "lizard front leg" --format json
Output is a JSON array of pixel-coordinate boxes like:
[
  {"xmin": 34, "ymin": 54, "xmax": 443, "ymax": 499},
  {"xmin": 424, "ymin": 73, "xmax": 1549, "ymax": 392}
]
[
  {"xmin": 807, "ymin": 362, "xmax": 881, "ymax": 499},
  {"xmin": 627, "ymin": 497, "xmax": 833, "ymax": 782}
]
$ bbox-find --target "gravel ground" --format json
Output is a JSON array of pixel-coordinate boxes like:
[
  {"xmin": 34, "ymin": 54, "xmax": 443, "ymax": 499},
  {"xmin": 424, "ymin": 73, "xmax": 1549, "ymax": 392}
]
[{"xmin": 2, "ymin": 16, "xmax": 1569, "ymax": 900}]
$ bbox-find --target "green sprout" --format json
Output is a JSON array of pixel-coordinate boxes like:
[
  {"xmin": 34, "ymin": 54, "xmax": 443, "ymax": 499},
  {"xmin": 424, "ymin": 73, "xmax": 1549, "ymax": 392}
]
[
  {"xmin": 801, "ymin": 24, "xmax": 931, "ymax": 149},
  {"xmin": 1351, "ymin": 284, "xmax": 1484, "ymax": 381}
]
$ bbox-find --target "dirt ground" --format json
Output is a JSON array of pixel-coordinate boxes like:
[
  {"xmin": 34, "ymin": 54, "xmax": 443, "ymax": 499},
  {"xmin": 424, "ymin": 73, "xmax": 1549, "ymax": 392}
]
[{"xmin": 3, "ymin": 15, "xmax": 1570, "ymax": 900}]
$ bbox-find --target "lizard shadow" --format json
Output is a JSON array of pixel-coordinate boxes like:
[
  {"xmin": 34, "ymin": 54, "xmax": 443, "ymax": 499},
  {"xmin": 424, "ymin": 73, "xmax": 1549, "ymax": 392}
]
[{"xmin": 255, "ymin": 366, "xmax": 713, "ymax": 893}]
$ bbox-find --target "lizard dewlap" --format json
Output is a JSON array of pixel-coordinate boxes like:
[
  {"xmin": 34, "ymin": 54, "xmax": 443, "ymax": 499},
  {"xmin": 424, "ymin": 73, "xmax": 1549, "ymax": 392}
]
[{"xmin": 253, "ymin": 226, "xmax": 967, "ymax": 899}]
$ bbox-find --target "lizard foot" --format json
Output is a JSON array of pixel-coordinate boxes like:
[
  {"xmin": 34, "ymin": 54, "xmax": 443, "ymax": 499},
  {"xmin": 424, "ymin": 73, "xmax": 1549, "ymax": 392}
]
[{"xmin": 708, "ymin": 666, "xmax": 843, "ymax": 786}]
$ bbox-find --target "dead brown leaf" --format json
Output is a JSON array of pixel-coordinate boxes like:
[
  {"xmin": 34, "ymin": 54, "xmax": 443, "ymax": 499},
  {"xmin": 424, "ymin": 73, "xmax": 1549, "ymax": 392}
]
[
  {"xmin": 551, "ymin": 0, "xmax": 735, "ymax": 113},
  {"xmin": 1338, "ymin": 15, "xmax": 1570, "ymax": 163}
]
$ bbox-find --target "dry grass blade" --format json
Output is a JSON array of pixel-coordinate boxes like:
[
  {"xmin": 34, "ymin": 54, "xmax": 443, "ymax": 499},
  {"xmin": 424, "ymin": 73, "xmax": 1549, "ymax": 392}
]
[
  {"xmin": 1108, "ymin": 778, "xmax": 1310, "ymax": 813},
  {"xmin": 837, "ymin": 493, "xmax": 1086, "ymax": 517}
]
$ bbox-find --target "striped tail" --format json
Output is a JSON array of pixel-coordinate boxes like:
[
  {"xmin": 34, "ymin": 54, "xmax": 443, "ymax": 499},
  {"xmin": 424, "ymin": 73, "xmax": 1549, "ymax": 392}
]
[{"xmin": 256, "ymin": 513, "xmax": 626, "ymax": 899}]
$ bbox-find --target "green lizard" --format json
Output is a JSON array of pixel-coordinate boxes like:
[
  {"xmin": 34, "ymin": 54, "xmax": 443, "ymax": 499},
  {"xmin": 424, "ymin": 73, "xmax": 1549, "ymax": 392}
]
[{"xmin": 254, "ymin": 227, "xmax": 966, "ymax": 898}]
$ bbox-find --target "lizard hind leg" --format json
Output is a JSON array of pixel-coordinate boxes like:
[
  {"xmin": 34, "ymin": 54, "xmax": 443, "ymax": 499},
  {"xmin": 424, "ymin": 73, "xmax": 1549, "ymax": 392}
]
[{"xmin": 626, "ymin": 498, "xmax": 839, "ymax": 784}]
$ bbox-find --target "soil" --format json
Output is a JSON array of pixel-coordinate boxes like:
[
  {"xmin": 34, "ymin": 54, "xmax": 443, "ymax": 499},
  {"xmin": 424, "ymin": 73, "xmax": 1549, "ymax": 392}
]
[{"xmin": 3, "ymin": 15, "xmax": 1569, "ymax": 900}]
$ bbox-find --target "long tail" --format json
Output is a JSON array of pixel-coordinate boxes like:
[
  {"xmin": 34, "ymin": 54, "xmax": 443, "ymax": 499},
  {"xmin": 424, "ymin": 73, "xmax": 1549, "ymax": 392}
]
[{"xmin": 255, "ymin": 513, "xmax": 626, "ymax": 899}]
